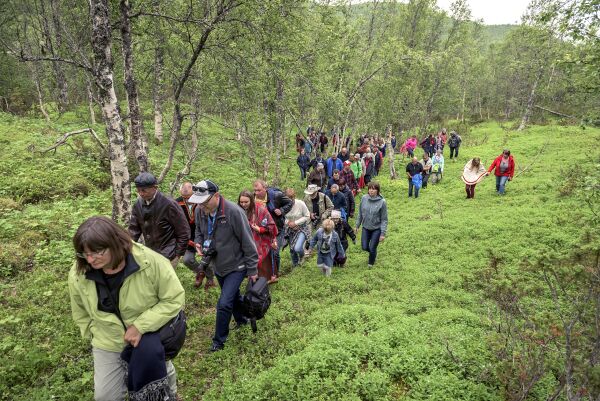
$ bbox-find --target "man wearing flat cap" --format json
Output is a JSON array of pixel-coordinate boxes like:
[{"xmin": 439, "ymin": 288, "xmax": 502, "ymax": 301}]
[
  {"xmin": 189, "ymin": 179, "xmax": 258, "ymax": 353},
  {"xmin": 128, "ymin": 172, "xmax": 190, "ymax": 268}
]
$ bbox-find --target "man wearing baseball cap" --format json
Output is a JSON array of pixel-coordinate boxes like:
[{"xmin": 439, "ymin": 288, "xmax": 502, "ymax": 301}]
[
  {"xmin": 129, "ymin": 172, "xmax": 190, "ymax": 268},
  {"xmin": 189, "ymin": 180, "xmax": 258, "ymax": 352}
]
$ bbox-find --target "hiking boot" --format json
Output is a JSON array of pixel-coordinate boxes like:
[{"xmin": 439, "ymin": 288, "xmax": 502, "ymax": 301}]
[
  {"xmin": 209, "ymin": 343, "xmax": 224, "ymax": 353},
  {"xmin": 204, "ymin": 278, "xmax": 216, "ymax": 291},
  {"xmin": 194, "ymin": 271, "xmax": 205, "ymax": 288},
  {"xmin": 367, "ymin": 264, "xmax": 373, "ymax": 269}
]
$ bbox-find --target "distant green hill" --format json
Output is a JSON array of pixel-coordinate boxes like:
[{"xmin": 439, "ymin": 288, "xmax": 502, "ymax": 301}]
[{"xmin": 483, "ymin": 24, "xmax": 518, "ymax": 43}]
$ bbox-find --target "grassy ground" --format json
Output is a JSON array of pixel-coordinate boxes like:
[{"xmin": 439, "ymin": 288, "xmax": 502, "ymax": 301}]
[{"xmin": 0, "ymin": 114, "xmax": 598, "ymax": 400}]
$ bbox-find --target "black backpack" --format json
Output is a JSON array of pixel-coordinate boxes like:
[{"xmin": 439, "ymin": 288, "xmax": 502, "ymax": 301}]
[{"xmin": 242, "ymin": 277, "xmax": 271, "ymax": 333}]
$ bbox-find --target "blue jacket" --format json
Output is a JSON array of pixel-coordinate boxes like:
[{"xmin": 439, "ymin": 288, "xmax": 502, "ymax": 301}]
[
  {"xmin": 309, "ymin": 228, "xmax": 345, "ymax": 260},
  {"xmin": 326, "ymin": 158, "xmax": 343, "ymax": 177},
  {"xmin": 325, "ymin": 190, "xmax": 347, "ymax": 212},
  {"xmin": 297, "ymin": 154, "xmax": 311, "ymax": 170}
]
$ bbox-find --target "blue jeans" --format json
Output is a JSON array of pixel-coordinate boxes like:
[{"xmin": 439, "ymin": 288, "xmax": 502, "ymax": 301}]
[
  {"xmin": 408, "ymin": 179, "xmax": 420, "ymax": 198},
  {"xmin": 316, "ymin": 251, "xmax": 334, "ymax": 268},
  {"xmin": 361, "ymin": 227, "xmax": 381, "ymax": 265},
  {"xmin": 290, "ymin": 232, "xmax": 306, "ymax": 266},
  {"xmin": 300, "ymin": 167, "xmax": 307, "ymax": 180},
  {"xmin": 213, "ymin": 270, "xmax": 247, "ymax": 347},
  {"xmin": 496, "ymin": 175, "xmax": 509, "ymax": 194}
]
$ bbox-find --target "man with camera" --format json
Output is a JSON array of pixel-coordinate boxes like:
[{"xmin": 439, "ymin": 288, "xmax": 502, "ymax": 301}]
[
  {"xmin": 189, "ymin": 180, "xmax": 258, "ymax": 353},
  {"xmin": 176, "ymin": 182, "xmax": 215, "ymax": 290}
]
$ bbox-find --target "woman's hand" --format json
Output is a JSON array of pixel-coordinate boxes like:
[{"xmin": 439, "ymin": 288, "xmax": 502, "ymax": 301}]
[
  {"xmin": 124, "ymin": 325, "xmax": 142, "ymax": 347},
  {"xmin": 251, "ymin": 224, "xmax": 261, "ymax": 232},
  {"xmin": 271, "ymin": 239, "xmax": 278, "ymax": 250},
  {"xmin": 379, "ymin": 235, "xmax": 385, "ymax": 242}
]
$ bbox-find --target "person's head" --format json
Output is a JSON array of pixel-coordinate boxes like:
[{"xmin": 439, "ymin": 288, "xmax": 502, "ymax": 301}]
[
  {"xmin": 317, "ymin": 162, "xmax": 324, "ymax": 171},
  {"xmin": 134, "ymin": 172, "xmax": 158, "ymax": 202},
  {"xmin": 436, "ymin": 149, "xmax": 442, "ymax": 156},
  {"xmin": 330, "ymin": 184, "xmax": 339, "ymax": 194},
  {"xmin": 412, "ymin": 134, "xmax": 417, "ymax": 139},
  {"xmin": 322, "ymin": 218, "xmax": 334, "ymax": 234},
  {"xmin": 343, "ymin": 160, "xmax": 352, "ymax": 170},
  {"xmin": 442, "ymin": 128, "xmax": 447, "ymax": 134},
  {"xmin": 502, "ymin": 149, "xmax": 511, "ymax": 158},
  {"xmin": 429, "ymin": 134, "xmax": 433, "ymax": 139},
  {"xmin": 331, "ymin": 210, "xmax": 341, "ymax": 223},
  {"xmin": 354, "ymin": 153, "xmax": 360, "ymax": 160},
  {"xmin": 73, "ymin": 216, "xmax": 132, "ymax": 274},
  {"xmin": 180, "ymin": 182, "xmax": 193, "ymax": 199},
  {"xmin": 238, "ymin": 189, "xmax": 255, "ymax": 212},
  {"xmin": 341, "ymin": 147, "xmax": 347, "ymax": 154},
  {"xmin": 411, "ymin": 156, "xmax": 418, "ymax": 164},
  {"xmin": 333, "ymin": 170, "xmax": 340, "ymax": 180},
  {"xmin": 189, "ymin": 180, "xmax": 220, "ymax": 213},
  {"xmin": 316, "ymin": 152, "xmax": 322, "ymax": 158},
  {"xmin": 300, "ymin": 148, "xmax": 305, "ymax": 155},
  {"xmin": 338, "ymin": 178, "xmax": 346, "ymax": 190},
  {"xmin": 367, "ymin": 181, "xmax": 380, "ymax": 197},
  {"xmin": 423, "ymin": 153, "xmax": 429, "ymax": 160},
  {"xmin": 331, "ymin": 153, "xmax": 337, "ymax": 160},
  {"xmin": 285, "ymin": 188, "xmax": 296, "ymax": 200},
  {"xmin": 472, "ymin": 157, "xmax": 481, "ymax": 168},
  {"xmin": 253, "ymin": 179, "xmax": 268, "ymax": 199}
]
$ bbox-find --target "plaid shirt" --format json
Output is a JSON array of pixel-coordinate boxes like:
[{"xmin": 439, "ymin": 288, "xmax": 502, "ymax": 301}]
[{"xmin": 340, "ymin": 168, "xmax": 358, "ymax": 191}]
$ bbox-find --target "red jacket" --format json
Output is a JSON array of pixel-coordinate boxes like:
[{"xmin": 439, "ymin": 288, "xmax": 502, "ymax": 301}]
[
  {"xmin": 246, "ymin": 204, "xmax": 278, "ymax": 267},
  {"xmin": 488, "ymin": 155, "xmax": 515, "ymax": 178}
]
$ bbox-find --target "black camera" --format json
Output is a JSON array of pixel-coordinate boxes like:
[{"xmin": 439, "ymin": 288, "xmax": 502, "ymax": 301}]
[{"xmin": 198, "ymin": 244, "xmax": 217, "ymax": 270}]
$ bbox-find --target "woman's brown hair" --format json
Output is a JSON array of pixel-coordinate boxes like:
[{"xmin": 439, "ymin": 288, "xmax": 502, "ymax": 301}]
[
  {"xmin": 472, "ymin": 157, "xmax": 481, "ymax": 168},
  {"xmin": 238, "ymin": 189, "xmax": 256, "ymax": 219},
  {"xmin": 73, "ymin": 216, "xmax": 132, "ymax": 274},
  {"xmin": 367, "ymin": 181, "xmax": 381, "ymax": 195}
]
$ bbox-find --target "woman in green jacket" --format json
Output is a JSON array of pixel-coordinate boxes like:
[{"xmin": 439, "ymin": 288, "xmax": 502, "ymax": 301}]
[{"xmin": 69, "ymin": 216, "xmax": 185, "ymax": 401}]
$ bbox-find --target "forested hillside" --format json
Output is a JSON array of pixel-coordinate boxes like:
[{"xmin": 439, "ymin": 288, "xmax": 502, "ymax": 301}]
[{"xmin": 0, "ymin": 0, "xmax": 599, "ymax": 400}]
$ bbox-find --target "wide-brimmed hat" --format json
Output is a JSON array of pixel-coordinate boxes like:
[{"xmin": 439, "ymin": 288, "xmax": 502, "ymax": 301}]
[
  {"xmin": 188, "ymin": 180, "xmax": 219, "ymax": 204},
  {"xmin": 304, "ymin": 184, "xmax": 320, "ymax": 195}
]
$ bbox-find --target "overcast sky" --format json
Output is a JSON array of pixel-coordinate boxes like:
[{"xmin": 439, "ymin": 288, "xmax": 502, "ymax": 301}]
[{"xmin": 436, "ymin": 0, "xmax": 530, "ymax": 25}]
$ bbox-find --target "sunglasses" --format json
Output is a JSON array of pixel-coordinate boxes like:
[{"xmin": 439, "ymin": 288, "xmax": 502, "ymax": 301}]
[{"xmin": 76, "ymin": 249, "xmax": 107, "ymax": 259}]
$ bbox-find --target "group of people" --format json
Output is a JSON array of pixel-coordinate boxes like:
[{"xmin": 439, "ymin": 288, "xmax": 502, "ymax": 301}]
[
  {"xmin": 69, "ymin": 167, "xmax": 388, "ymax": 400},
  {"xmin": 68, "ymin": 125, "xmax": 515, "ymax": 401}
]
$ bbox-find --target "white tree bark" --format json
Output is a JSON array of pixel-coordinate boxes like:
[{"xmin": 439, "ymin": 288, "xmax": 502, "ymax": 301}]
[
  {"xmin": 518, "ymin": 66, "xmax": 544, "ymax": 131},
  {"xmin": 90, "ymin": 0, "xmax": 131, "ymax": 224},
  {"xmin": 151, "ymin": 0, "xmax": 164, "ymax": 144},
  {"xmin": 120, "ymin": 0, "xmax": 149, "ymax": 172}
]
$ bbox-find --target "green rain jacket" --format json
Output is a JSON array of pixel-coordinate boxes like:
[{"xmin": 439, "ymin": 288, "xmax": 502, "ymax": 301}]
[{"xmin": 68, "ymin": 242, "xmax": 185, "ymax": 352}]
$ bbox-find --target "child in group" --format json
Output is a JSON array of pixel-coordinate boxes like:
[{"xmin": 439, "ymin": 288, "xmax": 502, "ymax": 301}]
[
  {"xmin": 306, "ymin": 218, "xmax": 345, "ymax": 277},
  {"xmin": 331, "ymin": 210, "xmax": 355, "ymax": 267}
]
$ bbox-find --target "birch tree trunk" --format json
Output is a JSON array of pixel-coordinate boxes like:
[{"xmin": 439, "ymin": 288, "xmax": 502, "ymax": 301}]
[
  {"xmin": 40, "ymin": 0, "xmax": 68, "ymax": 113},
  {"xmin": 120, "ymin": 0, "xmax": 149, "ymax": 172},
  {"xmin": 49, "ymin": 0, "xmax": 68, "ymax": 112},
  {"xmin": 518, "ymin": 66, "xmax": 544, "ymax": 131},
  {"xmin": 274, "ymin": 77, "xmax": 284, "ymax": 185},
  {"xmin": 152, "ymin": 0, "xmax": 164, "ymax": 144},
  {"xmin": 386, "ymin": 125, "xmax": 397, "ymax": 179},
  {"xmin": 86, "ymin": 79, "xmax": 96, "ymax": 125},
  {"xmin": 29, "ymin": 63, "xmax": 50, "ymax": 123},
  {"xmin": 90, "ymin": 0, "xmax": 131, "ymax": 224}
]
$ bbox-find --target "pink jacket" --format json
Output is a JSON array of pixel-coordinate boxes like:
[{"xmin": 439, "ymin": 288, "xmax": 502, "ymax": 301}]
[{"xmin": 405, "ymin": 138, "xmax": 417, "ymax": 150}]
